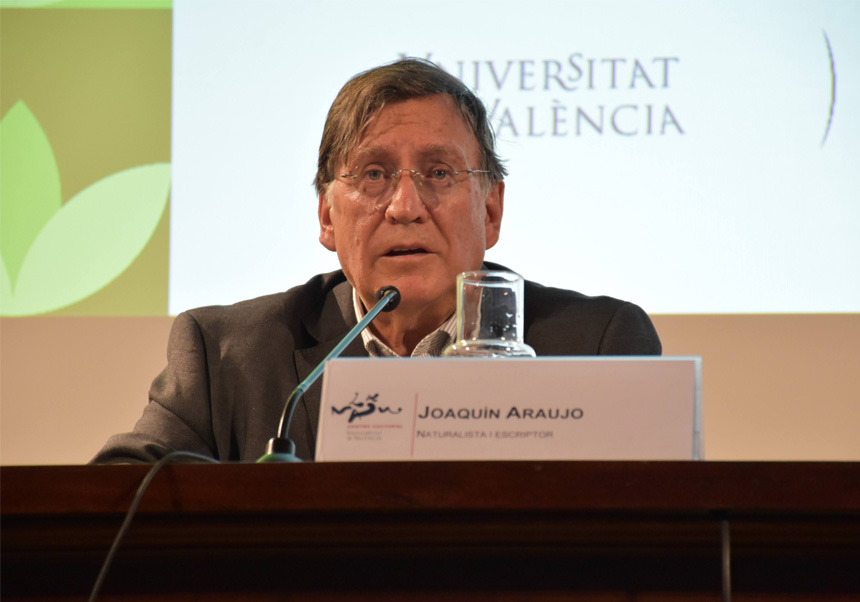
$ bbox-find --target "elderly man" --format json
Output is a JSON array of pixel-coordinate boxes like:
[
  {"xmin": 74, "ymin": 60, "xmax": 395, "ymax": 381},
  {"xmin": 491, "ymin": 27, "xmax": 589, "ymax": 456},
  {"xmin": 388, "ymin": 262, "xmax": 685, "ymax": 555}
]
[{"xmin": 94, "ymin": 59, "xmax": 660, "ymax": 463}]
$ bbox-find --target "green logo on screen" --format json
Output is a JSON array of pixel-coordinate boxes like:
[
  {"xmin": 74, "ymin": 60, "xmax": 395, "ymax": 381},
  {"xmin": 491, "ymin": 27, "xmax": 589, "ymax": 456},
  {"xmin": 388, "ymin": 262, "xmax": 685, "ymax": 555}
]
[{"xmin": 0, "ymin": 101, "xmax": 170, "ymax": 316}]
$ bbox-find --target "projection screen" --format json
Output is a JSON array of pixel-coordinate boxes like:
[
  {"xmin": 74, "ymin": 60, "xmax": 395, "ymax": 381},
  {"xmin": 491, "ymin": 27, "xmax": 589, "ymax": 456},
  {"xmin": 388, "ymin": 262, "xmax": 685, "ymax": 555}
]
[{"xmin": 170, "ymin": 0, "xmax": 859, "ymax": 315}]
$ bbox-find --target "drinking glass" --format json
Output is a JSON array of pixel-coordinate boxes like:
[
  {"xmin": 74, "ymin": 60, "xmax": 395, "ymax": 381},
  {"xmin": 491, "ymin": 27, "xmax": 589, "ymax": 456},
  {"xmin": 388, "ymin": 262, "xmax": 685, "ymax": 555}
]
[{"xmin": 443, "ymin": 270, "xmax": 536, "ymax": 358}]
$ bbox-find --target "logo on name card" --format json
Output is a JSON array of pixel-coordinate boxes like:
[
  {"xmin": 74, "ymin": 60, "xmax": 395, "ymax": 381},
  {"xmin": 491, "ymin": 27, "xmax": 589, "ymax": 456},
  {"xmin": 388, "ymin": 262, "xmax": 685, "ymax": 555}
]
[{"xmin": 331, "ymin": 392, "xmax": 402, "ymax": 423}]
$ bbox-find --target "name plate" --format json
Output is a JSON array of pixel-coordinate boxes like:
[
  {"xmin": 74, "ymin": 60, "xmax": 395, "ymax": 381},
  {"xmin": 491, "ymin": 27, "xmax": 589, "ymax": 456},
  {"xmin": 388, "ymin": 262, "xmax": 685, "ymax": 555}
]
[{"xmin": 316, "ymin": 357, "xmax": 702, "ymax": 461}]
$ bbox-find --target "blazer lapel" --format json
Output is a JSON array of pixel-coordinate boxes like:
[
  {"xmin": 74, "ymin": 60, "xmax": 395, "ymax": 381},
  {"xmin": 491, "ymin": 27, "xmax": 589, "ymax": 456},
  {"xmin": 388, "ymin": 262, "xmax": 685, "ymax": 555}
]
[{"xmin": 291, "ymin": 280, "xmax": 368, "ymax": 458}]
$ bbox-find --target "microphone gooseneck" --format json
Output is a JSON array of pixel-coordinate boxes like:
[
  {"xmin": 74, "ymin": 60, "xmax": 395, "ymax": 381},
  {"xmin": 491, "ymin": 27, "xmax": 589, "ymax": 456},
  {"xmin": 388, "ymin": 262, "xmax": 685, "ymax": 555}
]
[{"xmin": 257, "ymin": 285, "xmax": 401, "ymax": 463}]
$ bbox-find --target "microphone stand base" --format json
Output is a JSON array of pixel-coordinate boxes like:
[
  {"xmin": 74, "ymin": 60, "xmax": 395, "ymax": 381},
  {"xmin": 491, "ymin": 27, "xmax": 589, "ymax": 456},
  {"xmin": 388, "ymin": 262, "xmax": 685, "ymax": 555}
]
[
  {"xmin": 256, "ymin": 437, "xmax": 304, "ymax": 463},
  {"xmin": 256, "ymin": 453, "xmax": 303, "ymax": 463}
]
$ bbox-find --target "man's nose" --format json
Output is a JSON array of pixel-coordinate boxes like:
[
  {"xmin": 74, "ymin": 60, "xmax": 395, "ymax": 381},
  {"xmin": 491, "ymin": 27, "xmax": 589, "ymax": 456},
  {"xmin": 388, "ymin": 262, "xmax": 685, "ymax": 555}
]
[{"xmin": 383, "ymin": 171, "xmax": 430, "ymax": 223}]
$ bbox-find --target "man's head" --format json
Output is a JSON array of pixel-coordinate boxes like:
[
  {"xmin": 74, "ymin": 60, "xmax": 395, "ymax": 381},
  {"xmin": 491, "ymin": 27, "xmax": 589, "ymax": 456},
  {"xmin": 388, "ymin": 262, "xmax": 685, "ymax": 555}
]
[{"xmin": 316, "ymin": 59, "xmax": 506, "ymax": 337}]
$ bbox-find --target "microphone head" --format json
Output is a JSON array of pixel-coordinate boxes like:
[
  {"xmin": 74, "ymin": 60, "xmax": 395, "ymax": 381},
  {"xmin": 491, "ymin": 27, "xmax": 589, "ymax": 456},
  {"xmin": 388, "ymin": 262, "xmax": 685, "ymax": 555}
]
[{"xmin": 374, "ymin": 286, "xmax": 401, "ymax": 312}]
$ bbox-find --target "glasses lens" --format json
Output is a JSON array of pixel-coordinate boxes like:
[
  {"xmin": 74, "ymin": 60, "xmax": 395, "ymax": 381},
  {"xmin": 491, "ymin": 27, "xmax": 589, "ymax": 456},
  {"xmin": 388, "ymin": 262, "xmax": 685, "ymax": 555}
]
[
  {"xmin": 346, "ymin": 164, "xmax": 477, "ymax": 199},
  {"xmin": 345, "ymin": 166, "xmax": 385, "ymax": 197}
]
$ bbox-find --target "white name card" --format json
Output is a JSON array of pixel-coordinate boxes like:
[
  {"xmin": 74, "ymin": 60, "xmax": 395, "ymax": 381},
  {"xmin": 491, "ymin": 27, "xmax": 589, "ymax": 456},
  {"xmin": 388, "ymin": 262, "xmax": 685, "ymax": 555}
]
[{"xmin": 315, "ymin": 357, "xmax": 702, "ymax": 462}]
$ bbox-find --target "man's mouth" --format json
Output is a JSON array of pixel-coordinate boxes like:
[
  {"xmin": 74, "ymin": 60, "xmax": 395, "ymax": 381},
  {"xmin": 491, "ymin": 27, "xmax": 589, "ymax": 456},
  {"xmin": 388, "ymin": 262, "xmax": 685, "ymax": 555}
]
[{"xmin": 386, "ymin": 248, "xmax": 428, "ymax": 257}]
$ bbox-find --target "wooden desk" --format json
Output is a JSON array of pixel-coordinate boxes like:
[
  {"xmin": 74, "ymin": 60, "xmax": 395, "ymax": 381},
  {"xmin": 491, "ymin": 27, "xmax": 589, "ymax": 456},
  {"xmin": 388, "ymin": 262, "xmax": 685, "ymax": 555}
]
[{"xmin": 2, "ymin": 461, "xmax": 859, "ymax": 601}]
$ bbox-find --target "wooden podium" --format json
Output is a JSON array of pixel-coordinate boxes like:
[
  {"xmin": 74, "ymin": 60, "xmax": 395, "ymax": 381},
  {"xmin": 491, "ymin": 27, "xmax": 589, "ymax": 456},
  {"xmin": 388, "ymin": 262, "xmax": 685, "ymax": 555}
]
[{"xmin": 2, "ymin": 461, "xmax": 859, "ymax": 601}]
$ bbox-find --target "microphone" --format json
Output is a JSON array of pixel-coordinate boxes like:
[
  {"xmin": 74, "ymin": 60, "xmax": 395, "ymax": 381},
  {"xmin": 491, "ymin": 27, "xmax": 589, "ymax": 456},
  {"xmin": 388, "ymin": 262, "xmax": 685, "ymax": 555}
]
[{"xmin": 257, "ymin": 285, "xmax": 401, "ymax": 463}]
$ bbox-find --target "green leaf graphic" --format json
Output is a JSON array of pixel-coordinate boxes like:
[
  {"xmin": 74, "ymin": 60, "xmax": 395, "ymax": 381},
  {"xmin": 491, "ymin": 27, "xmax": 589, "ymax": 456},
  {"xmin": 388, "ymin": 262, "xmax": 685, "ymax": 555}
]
[
  {"xmin": 0, "ymin": 100, "xmax": 63, "ymax": 290},
  {"xmin": 0, "ymin": 163, "xmax": 170, "ymax": 316}
]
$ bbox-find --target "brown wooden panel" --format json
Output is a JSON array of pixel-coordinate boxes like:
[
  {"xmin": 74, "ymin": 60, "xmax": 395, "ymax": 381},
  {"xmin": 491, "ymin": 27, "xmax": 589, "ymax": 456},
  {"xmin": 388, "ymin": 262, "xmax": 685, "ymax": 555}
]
[{"xmin": 2, "ymin": 462, "xmax": 859, "ymax": 601}]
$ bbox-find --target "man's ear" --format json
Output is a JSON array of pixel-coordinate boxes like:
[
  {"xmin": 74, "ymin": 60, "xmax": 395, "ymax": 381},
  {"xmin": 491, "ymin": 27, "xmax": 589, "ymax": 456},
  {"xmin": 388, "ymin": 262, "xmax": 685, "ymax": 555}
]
[
  {"xmin": 318, "ymin": 191, "xmax": 337, "ymax": 252},
  {"xmin": 484, "ymin": 181, "xmax": 504, "ymax": 250}
]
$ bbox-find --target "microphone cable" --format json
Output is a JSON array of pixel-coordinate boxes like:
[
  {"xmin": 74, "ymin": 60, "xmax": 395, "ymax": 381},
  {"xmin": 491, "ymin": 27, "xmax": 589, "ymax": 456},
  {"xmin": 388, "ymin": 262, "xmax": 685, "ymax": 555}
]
[{"xmin": 88, "ymin": 451, "xmax": 219, "ymax": 602}]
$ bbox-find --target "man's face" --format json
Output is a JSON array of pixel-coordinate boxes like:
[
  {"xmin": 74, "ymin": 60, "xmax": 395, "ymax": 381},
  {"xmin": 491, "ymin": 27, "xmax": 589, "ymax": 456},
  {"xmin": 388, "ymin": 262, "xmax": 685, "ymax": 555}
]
[{"xmin": 318, "ymin": 95, "xmax": 504, "ymax": 318}]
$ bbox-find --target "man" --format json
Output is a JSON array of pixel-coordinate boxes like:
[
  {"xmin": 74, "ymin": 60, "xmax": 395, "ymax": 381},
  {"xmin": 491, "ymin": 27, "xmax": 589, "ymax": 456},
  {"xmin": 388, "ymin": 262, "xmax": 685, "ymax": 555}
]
[{"xmin": 93, "ymin": 59, "xmax": 660, "ymax": 464}]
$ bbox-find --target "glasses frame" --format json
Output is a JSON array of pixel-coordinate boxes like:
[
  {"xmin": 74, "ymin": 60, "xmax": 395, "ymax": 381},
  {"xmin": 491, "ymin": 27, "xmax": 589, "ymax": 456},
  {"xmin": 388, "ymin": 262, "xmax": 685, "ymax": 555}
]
[{"xmin": 337, "ymin": 167, "xmax": 490, "ymax": 198}]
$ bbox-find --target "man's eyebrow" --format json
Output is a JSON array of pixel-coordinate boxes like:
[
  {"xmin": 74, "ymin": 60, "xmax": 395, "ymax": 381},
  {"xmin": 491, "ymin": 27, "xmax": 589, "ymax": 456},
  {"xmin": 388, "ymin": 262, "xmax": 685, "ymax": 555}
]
[
  {"xmin": 347, "ymin": 147, "xmax": 390, "ymax": 163},
  {"xmin": 344, "ymin": 147, "xmax": 397, "ymax": 170},
  {"xmin": 350, "ymin": 146, "xmax": 387, "ymax": 159}
]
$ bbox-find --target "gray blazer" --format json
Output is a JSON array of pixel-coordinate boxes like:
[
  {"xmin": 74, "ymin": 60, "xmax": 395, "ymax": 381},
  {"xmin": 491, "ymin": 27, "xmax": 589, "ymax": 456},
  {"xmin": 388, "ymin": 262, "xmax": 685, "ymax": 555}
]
[{"xmin": 93, "ymin": 266, "xmax": 661, "ymax": 463}]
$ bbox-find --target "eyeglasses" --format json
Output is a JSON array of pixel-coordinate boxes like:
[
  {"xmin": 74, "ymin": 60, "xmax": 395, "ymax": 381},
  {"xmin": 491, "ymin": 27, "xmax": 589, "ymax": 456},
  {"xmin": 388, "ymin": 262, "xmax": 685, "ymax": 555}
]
[{"xmin": 338, "ymin": 165, "xmax": 490, "ymax": 199}]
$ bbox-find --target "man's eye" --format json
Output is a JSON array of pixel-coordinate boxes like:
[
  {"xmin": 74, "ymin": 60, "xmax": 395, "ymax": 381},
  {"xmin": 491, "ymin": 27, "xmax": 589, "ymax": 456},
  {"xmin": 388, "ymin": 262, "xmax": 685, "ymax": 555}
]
[
  {"xmin": 365, "ymin": 169, "xmax": 385, "ymax": 181},
  {"xmin": 429, "ymin": 168, "xmax": 451, "ymax": 181}
]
